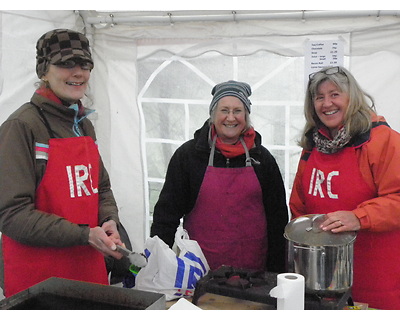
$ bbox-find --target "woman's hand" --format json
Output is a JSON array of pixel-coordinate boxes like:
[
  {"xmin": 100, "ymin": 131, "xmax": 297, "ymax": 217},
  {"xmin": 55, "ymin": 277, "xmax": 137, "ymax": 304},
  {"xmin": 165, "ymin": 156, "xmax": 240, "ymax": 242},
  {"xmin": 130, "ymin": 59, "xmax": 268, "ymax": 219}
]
[
  {"xmin": 319, "ymin": 211, "xmax": 361, "ymax": 233},
  {"xmin": 88, "ymin": 220, "xmax": 124, "ymax": 259},
  {"xmin": 101, "ymin": 219, "xmax": 122, "ymax": 245}
]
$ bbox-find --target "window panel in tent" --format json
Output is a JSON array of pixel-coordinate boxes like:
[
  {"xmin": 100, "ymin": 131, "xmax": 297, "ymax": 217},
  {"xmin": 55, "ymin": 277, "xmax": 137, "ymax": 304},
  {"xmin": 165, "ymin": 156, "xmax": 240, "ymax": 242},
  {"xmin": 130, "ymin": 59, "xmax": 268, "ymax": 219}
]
[{"xmin": 143, "ymin": 102, "xmax": 186, "ymax": 140}]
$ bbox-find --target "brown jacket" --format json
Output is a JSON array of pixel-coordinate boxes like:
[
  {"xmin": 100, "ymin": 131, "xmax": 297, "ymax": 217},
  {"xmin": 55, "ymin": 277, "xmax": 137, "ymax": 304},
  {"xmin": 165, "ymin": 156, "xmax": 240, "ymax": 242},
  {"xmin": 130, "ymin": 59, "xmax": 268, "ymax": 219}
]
[{"xmin": 0, "ymin": 92, "xmax": 119, "ymax": 287}]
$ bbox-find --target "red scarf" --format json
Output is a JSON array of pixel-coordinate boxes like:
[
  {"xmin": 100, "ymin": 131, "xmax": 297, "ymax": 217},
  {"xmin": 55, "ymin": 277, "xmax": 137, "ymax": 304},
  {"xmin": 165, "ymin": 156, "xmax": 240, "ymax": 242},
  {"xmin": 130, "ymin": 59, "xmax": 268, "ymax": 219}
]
[
  {"xmin": 211, "ymin": 125, "xmax": 256, "ymax": 158},
  {"xmin": 36, "ymin": 87, "xmax": 63, "ymax": 104},
  {"xmin": 35, "ymin": 87, "xmax": 85, "ymax": 116}
]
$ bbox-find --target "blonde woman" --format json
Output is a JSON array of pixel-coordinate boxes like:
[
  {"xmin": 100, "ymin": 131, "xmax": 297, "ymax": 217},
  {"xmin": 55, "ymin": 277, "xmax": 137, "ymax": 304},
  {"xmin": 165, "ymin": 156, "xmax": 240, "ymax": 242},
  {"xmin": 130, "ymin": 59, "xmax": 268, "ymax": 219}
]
[
  {"xmin": 290, "ymin": 66, "xmax": 400, "ymax": 309},
  {"xmin": 0, "ymin": 29, "xmax": 124, "ymax": 297}
]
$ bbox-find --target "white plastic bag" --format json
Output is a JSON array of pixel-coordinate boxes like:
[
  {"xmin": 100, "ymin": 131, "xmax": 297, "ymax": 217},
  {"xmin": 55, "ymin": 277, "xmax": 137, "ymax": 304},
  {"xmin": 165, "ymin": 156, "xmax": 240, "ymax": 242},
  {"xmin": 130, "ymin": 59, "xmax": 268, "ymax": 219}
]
[{"xmin": 134, "ymin": 227, "xmax": 210, "ymax": 301}]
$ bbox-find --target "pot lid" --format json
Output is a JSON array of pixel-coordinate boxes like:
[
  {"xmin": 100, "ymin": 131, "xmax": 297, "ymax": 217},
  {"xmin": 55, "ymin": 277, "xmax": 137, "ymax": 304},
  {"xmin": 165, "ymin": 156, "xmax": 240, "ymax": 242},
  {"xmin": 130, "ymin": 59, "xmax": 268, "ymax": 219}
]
[{"xmin": 284, "ymin": 214, "xmax": 357, "ymax": 246}]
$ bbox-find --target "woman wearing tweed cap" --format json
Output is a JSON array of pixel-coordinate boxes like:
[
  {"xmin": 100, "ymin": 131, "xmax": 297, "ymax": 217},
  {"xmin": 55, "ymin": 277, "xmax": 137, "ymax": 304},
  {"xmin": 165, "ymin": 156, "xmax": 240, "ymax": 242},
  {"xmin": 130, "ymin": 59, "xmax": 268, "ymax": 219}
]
[
  {"xmin": 0, "ymin": 29, "xmax": 125, "ymax": 297},
  {"xmin": 151, "ymin": 80, "xmax": 288, "ymax": 273}
]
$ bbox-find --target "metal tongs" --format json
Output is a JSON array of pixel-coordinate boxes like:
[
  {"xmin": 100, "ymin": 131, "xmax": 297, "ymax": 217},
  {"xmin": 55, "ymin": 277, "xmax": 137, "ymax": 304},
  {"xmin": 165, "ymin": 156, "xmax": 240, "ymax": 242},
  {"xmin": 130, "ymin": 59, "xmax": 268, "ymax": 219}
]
[{"xmin": 116, "ymin": 245, "xmax": 148, "ymax": 268}]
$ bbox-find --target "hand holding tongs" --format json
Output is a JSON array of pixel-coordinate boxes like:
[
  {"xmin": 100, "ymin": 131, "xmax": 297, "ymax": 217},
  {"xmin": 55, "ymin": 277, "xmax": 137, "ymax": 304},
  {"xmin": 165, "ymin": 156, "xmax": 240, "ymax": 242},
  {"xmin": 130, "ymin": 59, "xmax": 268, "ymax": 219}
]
[{"xmin": 116, "ymin": 245, "xmax": 148, "ymax": 268}]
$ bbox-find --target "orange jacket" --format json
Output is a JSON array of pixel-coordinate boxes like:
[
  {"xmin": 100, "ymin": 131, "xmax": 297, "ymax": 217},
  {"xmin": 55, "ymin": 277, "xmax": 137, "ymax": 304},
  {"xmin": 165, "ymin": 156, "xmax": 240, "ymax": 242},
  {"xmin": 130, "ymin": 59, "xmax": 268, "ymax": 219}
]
[{"xmin": 290, "ymin": 115, "xmax": 400, "ymax": 232}]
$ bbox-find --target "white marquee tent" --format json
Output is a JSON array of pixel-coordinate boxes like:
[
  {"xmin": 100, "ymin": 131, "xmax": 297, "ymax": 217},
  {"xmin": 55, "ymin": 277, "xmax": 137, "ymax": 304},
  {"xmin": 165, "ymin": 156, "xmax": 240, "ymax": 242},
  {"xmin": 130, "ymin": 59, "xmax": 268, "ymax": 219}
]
[{"xmin": 1, "ymin": 9, "xmax": 400, "ymax": 253}]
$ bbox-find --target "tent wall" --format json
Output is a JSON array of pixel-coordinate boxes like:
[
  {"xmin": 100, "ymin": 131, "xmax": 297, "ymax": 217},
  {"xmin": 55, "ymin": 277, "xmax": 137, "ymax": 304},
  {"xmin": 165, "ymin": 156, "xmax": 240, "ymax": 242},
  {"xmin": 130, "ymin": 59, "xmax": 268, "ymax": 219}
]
[{"xmin": 1, "ymin": 10, "xmax": 400, "ymax": 251}]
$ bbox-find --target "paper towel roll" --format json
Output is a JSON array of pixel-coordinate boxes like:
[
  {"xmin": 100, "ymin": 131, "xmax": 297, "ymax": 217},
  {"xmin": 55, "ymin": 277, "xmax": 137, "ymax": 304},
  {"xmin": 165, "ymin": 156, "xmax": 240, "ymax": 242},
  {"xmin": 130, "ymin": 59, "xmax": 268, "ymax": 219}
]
[{"xmin": 269, "ymin": 273, "xmax": 305, "ymax": 310}]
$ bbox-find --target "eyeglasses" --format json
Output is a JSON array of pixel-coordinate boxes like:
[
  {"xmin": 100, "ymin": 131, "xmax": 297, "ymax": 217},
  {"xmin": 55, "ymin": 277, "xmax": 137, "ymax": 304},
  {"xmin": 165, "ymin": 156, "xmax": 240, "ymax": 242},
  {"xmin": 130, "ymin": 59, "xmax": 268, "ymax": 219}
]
[
  {"xmin": 218, "ymin": 109, "xmax": 244, "ymax": 116},
  {"xmin": 54, "ymin": 59, "xmax": 94, "ymax": 70},
  {"xmin": 308, "ymin": 66, "xmax": 344, "ymax": 80}
]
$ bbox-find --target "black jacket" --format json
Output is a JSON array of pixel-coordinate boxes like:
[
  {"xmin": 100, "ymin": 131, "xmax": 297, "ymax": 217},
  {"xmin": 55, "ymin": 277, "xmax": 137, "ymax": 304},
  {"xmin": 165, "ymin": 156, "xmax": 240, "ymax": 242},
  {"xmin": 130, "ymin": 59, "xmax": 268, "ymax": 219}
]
[{"xmin": 150, "ymin": 120, "xmax": 288, "ymax": 272}]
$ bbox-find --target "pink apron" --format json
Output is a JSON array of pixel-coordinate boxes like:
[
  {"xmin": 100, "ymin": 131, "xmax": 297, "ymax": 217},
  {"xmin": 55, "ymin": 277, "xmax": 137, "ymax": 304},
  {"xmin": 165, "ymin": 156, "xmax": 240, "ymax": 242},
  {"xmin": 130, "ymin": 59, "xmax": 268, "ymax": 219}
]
[
  {"xmin": 3, "ymin": 136, "xmax": 108, "ymax": 297},
  {"xmin": 184, "ymin": 137, "xmax": 267, "ymax": 271},
  {"xmin": 302, "ymin": 146, "xmax": 400, "ymax": 309}
]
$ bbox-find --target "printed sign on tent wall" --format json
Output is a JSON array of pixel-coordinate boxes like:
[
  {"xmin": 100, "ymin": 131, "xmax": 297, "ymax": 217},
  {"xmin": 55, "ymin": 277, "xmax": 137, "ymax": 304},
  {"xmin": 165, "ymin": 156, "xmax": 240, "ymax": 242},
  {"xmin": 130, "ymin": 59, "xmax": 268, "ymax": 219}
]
[{"xmin": 304, "ymin": 39, "xmax": 345, "ymax": 89}]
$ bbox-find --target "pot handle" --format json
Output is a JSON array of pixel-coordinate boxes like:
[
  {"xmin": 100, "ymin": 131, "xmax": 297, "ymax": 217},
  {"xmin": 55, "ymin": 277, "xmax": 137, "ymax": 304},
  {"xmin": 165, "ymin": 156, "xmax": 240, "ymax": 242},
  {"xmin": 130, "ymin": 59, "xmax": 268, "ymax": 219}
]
[{"xmin": 311, "ymin": 214, "xmax": 327, "ymax": 233}]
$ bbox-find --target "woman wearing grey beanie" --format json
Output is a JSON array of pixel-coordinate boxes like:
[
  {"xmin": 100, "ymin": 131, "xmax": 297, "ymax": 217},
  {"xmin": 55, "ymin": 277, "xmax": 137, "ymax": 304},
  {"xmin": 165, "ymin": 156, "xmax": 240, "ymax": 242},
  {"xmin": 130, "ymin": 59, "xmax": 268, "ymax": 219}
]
[{"xmin": 151, "ymin": 80, "xmax": 288, "ymax": 273}]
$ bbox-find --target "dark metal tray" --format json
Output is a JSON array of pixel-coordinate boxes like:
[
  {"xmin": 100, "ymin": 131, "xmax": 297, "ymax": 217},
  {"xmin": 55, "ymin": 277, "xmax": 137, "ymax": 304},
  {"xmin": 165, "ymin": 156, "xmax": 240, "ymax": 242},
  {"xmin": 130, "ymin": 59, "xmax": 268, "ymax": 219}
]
[{"xmin": 0, "ymin": 277, "xmax": 165, "ymax": 310}]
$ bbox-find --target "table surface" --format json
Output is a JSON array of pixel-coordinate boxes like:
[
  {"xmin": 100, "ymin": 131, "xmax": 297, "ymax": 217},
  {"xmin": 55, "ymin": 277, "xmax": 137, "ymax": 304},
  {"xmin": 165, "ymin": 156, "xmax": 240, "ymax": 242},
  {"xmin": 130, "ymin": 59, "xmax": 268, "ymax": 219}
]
[
  {"xmin": 166, "ymin": 293, "xmax": 370, "ymax": 310},
  {"xmin": 166, "ymin": 293, "xmax": 275, "ymax": 310}
]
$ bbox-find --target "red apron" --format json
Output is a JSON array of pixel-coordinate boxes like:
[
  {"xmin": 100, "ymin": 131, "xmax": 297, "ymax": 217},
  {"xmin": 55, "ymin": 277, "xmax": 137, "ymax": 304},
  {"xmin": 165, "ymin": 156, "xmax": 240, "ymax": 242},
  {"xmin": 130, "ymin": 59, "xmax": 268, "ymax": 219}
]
[
  {"xmin": 3, "ymin": 136, "xmax": 108, "ymax": 297},
  {"xmin": 302, "ymin": 146, "xmax": 400, "ymax": 309},
  {"xmin": 184, "ymin": 137, "xmax": 267, "ymax": 271}
]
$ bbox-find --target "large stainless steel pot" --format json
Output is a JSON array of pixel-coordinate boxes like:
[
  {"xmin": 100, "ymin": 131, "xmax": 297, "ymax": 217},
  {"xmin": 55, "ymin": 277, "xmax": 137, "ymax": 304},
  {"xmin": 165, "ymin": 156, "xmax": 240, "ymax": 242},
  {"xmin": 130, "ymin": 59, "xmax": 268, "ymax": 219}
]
[{"xmin": 284, "ymin": 214, "xmax": 357, "ymax": 294}]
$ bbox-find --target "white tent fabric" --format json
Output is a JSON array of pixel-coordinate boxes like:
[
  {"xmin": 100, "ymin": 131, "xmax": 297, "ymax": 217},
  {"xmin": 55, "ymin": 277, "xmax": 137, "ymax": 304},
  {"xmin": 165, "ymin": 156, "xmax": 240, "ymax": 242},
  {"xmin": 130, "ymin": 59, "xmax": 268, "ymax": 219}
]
[{"xmin": 1, "ymin": 10, "xmax": 400, "ymax": 252}]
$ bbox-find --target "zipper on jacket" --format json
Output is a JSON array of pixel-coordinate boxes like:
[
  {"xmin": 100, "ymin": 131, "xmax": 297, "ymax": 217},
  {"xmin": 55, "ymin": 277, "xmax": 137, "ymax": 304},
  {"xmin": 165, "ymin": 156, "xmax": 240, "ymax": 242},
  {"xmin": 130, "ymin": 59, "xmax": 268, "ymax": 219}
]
[
  {"xmin": 226, "ymin": 158, "xmax": 230, "ymax": 167},
  {"xmin": 69, "ymin": 104, "xmax": 83, "ymax": 137}
]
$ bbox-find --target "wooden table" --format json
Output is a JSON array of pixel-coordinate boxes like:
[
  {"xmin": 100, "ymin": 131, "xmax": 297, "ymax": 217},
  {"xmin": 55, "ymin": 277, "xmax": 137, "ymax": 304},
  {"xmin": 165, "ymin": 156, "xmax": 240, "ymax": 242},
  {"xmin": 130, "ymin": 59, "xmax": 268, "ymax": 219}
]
[
  {"xmin": 166, "ymin": 293, "xmax": 370, "ymax": 310},
  {"xmin": 167, "ymin": 293, "xmax": 275, "ymax": 310}
]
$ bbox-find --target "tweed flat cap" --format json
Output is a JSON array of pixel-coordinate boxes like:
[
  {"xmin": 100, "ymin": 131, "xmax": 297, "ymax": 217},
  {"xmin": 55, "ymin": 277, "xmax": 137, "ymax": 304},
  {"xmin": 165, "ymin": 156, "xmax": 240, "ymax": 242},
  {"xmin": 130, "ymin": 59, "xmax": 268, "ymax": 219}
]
[
  {"xmin": 36, "ymin": 29, "xmax": 93, "ymax": 78},
  {"xmin": 209, "ymin": 80, "xmax": 252, "ymax": 114}
]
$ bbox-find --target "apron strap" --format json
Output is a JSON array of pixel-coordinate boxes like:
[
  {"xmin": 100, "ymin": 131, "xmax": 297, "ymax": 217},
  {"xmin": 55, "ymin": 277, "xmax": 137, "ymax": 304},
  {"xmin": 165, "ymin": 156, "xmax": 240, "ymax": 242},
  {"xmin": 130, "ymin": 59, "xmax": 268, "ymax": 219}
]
[
  {"xmin": 32, "ymin": 102, "xmax": 87, "ymax": 139},
  {"xmin": 239, "ymin": 138, "xmax": 252, "ymax": 167},
  {"xmin": 208, "ymin": 135, "xmax": 218, "ymax": 166},
  {"xmin": 32, "ymin": 103, "xmax": 56, "ymax": 139},
  {"xmin": 208, "ymin": 136, "xmax": 252, "ymax": 167}
]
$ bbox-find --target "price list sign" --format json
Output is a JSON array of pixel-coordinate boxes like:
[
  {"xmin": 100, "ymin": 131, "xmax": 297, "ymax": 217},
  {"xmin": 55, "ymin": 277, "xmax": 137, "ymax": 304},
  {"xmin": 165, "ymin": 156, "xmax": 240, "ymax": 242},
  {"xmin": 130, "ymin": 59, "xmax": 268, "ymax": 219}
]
[{"xmin": 304, "ymin": 40, "xmax": 344, "ymax": 86}]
